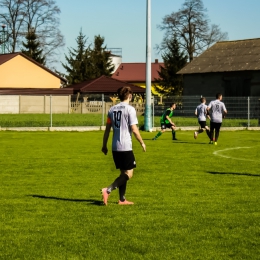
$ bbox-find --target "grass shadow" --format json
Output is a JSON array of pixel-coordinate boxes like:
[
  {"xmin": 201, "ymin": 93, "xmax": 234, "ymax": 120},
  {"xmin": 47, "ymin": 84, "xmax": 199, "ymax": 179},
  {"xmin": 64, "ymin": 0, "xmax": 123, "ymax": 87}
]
[
  {"xmin": 207, "ymin": 171, "xmax": 260, "ymax": 177},
  {"xmin": 28, "ymin": 195, "xmax": 103, "ymax": 206}
]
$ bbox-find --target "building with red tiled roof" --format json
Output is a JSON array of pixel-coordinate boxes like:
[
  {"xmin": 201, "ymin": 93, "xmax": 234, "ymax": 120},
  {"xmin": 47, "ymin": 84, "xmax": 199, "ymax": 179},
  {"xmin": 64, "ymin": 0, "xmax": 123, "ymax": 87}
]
[
  {"xmin": 111, "ymin": 59, "xmax": 163, "ymax": 94},
  {"xmin": 68, "ymin": 75, "xmax": 145, "ymax": 95}
]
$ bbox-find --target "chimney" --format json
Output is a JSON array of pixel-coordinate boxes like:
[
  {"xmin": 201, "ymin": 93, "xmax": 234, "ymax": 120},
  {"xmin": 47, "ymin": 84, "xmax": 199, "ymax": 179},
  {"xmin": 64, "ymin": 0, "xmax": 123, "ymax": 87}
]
[{"xmin": 155, "ymin": 59, "xmax": 158, "ymax": 63}]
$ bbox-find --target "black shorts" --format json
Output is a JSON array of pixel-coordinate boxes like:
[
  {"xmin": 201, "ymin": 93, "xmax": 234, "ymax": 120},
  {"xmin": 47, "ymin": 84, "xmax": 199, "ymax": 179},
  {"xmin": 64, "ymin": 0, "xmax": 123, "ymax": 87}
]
[
  {"xmin": 161, "ymin": 123, "xmax": 172, "ymax": 130},
  {"xmin": 210, "ymin": 121, "xmax": 222, "ymax": 131},
  {"xmin": 199, "ymin": 121, "xmax": 207, "ymax": 128},
  {"xmin": 112, "ymin": 151, "xmax": 136, "ymax": 170}
]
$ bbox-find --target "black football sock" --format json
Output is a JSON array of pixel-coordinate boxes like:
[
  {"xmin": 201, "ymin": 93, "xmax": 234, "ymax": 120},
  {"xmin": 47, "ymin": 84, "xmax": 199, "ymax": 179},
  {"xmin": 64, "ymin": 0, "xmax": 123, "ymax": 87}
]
[
  {"xmin": 172, "ymin": 130, "xmax": 176, "ymax": 139},
  {"xmin": 206, "ymin": 129, "xmax": 210, "ymax": 139},
  {"xmin": 154, "ymin": 131, "xmax": 162, "ymax": 139},
  {"xmin": 215, "ymin": 130, "xmax": 220, "ymax": 142},
  {"xmin": 107, "ymin": 174, "xmax": 129, "ymax": 194},
  {"xmin": 210, "ymin": 130, "xmax": 214, "ymax": 141},
  {"xmin": 119, "ymin": 182, "xmax": 127, "ymax": 202}
]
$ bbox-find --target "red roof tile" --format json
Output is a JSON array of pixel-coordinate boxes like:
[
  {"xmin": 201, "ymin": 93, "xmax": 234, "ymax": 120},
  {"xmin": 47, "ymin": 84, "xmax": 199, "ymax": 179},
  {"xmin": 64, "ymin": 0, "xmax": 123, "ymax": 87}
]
[
  {"xmin": 68, "ymin": 75, "xmax": 145, "ymax": 94},
  {"xmin": 111, "ymin": 61, "xmax": 163, "ymax": 82}
]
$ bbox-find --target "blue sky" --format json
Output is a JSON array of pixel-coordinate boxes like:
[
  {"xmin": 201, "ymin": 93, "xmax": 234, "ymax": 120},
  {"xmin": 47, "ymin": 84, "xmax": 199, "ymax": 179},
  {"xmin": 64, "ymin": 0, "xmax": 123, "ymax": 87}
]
[{"xmin": 56, "ymin": 0, "xmax": 260, "ymax": 72}]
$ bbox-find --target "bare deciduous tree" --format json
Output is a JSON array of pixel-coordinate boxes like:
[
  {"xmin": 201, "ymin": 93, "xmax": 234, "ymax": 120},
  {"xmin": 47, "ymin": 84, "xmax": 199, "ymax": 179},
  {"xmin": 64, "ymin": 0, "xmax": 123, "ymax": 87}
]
[
  {"xmin": 0, "ymin": 0, "xmax": 25, "ymax": 52},
  {"xmin": 0, "ymin": 0, "xmax": 64, "ymax": 66},
  {"xmin": 158, "ymin": 0, "xmax": 228, "ymax": 61}
]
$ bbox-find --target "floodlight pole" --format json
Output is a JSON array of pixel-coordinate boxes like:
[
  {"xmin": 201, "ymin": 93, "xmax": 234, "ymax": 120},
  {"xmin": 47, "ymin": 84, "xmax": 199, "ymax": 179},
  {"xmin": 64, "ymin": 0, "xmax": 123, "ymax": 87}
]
[{"xmin": 144, "ymin": 0, "xmax": 152, "ymax": 131}]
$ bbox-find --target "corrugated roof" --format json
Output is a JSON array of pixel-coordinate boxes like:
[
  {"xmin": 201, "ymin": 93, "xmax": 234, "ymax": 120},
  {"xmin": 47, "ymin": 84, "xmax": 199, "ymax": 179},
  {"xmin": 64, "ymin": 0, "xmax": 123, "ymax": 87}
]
[
  {"xmin": 177, "ymin": 38, "xmax": 260, "ymax": 74},
  {"xmin": 0, "ymin": 52, "xmax": 67, "ymax": 82},
  {"xmin": 67, "ymin": 75, "xmax": 145, "ymax": 94},
  {"xmin": 111, "ymin": 61, "xmax": 163, "ymax": 82}
]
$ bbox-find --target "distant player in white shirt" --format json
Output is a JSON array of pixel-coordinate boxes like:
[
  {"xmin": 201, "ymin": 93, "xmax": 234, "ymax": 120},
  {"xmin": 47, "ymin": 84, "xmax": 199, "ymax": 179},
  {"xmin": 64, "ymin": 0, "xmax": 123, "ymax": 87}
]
[
  {"xmin": 101, "ymin": 86, "xmax": 146, "ymax": 205},
  {"xmin": 207, "ymin": 93, "xmax": 227, "ymax": 145},
  {"xmin": 194, "ymin": 97, "xmax": 210, "ymax": 140}
]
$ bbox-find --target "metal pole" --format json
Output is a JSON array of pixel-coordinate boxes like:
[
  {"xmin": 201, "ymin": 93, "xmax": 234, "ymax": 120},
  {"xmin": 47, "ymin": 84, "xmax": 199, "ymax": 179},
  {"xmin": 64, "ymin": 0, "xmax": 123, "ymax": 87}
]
[
  {"xmin": 248, "ymin": 96, "xmax": 250, "ymax": 127},
  {"xmin": 151, "ymin": 96, "xmax": 154, "ymax": 128},
  {"xmin": 50, "ymin": 95, "xmax": 52, "ymax": 127},
  {"xmin": 144, "ymin": 0, "xmax": 152, "ymax": 131},
  {"xmin": 102, "ymin": 94, "xmax": 105, "ymax": 126}
]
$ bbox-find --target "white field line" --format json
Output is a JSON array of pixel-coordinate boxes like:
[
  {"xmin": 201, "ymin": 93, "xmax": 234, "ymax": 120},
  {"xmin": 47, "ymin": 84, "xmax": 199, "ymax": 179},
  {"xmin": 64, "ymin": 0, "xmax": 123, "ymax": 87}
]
[{"xmin": 213, "ymin": 147, "xmax": 257, "ymax": 161}]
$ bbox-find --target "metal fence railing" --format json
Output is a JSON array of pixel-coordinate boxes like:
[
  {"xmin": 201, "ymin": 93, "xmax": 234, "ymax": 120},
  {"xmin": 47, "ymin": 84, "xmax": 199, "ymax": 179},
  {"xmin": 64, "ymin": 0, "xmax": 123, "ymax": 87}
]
[
  {"xmin": 0, "ymin": 94, "xmax": 259, "ymax": 127},
  {"xmin": 153, "ymin": 96, "xmax": 260, "ymax": 118}
]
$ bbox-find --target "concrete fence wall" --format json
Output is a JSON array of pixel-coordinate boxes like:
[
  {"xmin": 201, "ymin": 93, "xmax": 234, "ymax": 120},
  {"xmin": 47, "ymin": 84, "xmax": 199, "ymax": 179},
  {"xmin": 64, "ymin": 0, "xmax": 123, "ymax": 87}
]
[
  {"xmin": 71, "ymin": 101, "xmax": 145, "ymax": 115},
  {"xmin": 0, "ymin": 95, "xmax": 20, "ymax": 113},
  {"xmin": 0, "ymin": 95, "xmax": 71, "ymax": 114},
  {"xmin": 0, "ymin": 95, "xmax": 145, "ymax": 115}
]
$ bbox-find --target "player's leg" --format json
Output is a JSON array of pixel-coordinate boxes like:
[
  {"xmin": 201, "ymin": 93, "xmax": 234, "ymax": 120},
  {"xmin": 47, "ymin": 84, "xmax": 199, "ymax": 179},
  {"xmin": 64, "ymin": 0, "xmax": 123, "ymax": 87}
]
[
  {"xmin": 153, "ymin": 124, "xmax": 166, "ymax": 140},
  {"xmin": 195, "ymin": 121, "xmax": 205, "ymax": 139},
  {"xmin": 104, "ymin": 151, "xmax": 135, "ymax": 205},
  {"xmin": 102, "ymin": 151, "xmax": 130, "ymax": 205},
  {"xmin": 118, "ymin": 169, "xmax": 134, "ymax": 205},
  {"xmin": 171, "ymin": 125, "xmax": 177, "ymax": 140},
  {"xmin": 205, "ymin": 125, "xmax": 210, "ymax": 139},
  {"xmin": 214, "ymin": 123, "xmax": 222, "ymax": 144},
  {"xmin": 107, "ymin": 172, "xmax": 129, "ymax": 194},
  {"xmin": 102, "ymin": 173, "xmax": 126, "ymax": 206},
  {"xmin": 209, "ymin": 121, "xmax": 215, "ymax": 144}
]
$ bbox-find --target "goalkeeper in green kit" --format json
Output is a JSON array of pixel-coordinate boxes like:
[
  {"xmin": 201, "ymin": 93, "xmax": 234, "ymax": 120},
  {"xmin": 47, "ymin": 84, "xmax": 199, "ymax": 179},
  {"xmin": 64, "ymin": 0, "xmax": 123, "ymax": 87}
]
[{"xmin": 152, "ymin": 103, "xmax": 177, "ymax": 140}]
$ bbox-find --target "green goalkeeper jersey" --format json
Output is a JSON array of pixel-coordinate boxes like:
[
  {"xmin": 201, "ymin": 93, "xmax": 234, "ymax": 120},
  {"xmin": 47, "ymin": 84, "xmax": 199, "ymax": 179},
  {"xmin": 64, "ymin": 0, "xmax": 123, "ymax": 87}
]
[{"xmin": 160, "ymin": 108, "xmax": 174, "ymax": 124}]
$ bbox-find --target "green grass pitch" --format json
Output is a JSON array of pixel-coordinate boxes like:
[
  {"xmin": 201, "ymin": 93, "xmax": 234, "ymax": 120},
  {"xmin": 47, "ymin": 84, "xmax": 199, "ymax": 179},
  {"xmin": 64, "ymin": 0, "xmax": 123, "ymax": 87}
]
[{"xmin": 0, "ymin": 130, "xmax": 259, "ymax": 259}]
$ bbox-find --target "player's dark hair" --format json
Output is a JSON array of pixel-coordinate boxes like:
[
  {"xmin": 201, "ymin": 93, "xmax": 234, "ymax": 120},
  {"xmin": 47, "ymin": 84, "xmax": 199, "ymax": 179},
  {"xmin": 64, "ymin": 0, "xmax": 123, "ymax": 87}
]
[
  {"xmin": 216, "ymin": 93, "xmax": 222, "ymax": 99},
  {"xmin": 117, "ymin": 86, "xmax": 132, "ymax": 101},
  {"xmin": 170, "ymin": 103, "xmax": 176, "ymax": 107},
  {"xmin": 200, "ymin": 97, "xmax": 206, "ymax": 103}
]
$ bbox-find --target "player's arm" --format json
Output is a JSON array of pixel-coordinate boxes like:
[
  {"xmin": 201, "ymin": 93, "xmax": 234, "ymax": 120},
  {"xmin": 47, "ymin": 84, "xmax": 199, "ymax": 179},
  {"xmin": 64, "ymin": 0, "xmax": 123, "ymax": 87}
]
[
  {"xmin": 207, "ymin": 112, "xmax": 211, "ymax": 120},
  {"xmin": 223, "ymin": 109, "xmax": 227, "ymax": 118},
  {"xmin": 131, "ymin": 124, "xmax": 146, "ymax": 152},
  {"xmin": 166, "ymin": 115, "xmax": 175, "ymax": 126},
  {"xmin": 205, "ymin": 107, "xmax": 210, "ymax": 119},
  {"xmin": 102, "ymin": 118, "xmax": 112, "ymax": 155},
  {"xmin": 195, "ymin": 109, "xmax": 197, "ymax": 116}
]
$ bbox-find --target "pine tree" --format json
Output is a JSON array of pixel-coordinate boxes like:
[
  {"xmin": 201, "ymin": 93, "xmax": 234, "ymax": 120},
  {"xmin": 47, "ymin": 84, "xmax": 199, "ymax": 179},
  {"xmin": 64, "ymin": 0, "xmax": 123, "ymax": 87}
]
[
  {"xmin": 62, "ymin": 29, "xmax": 92, "ymax": 84},
  {"xmin": 90, "ymin": 35, "xmax": 114, "ymax": 78},
  {"xmin": 62, "ymin": 32, "xmax": 114, "ymax": 85},
  {"xmin": 21, "ymin": 28, "xmax": 46, "ymax": 65},
  {"xmin": 155, "ymin": 35, "xmax": 187, "ymax": 96}
]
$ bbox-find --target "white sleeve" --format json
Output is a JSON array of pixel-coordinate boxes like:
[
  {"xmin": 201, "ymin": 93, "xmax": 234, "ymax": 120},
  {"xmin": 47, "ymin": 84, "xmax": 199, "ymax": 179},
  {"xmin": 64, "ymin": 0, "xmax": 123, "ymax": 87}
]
[{"xmin": 129, "ymin": 107, "xmax": 138, "ymax": 125}]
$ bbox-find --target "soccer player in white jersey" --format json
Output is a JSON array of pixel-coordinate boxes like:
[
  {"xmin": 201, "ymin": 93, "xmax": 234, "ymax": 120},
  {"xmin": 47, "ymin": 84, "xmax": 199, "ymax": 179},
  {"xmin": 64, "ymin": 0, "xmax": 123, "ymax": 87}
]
[
  {"xmin": 207, "ymin": 93, "xmax": 227, "ymax": 145},
  {"xmin": 194, "ymin": 97, "xmax": 210, "ymax": 140},
  {"xmin": 101, "ymin": 86, "xmax": 146, "ymax": 205}
]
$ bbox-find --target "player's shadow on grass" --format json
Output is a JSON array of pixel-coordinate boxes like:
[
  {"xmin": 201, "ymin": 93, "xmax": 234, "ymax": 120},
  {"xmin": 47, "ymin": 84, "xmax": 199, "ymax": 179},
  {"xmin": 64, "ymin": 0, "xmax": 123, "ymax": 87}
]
[
  {"xmin": 144, "ymin": 139, "xmax": 208, "ymax": 145},
  {"xmin": 28, "ymin": 195, "xmax": 103, "ymax": 206},
  {"xmin": 177, "ymin": 141, "xmax": 209, "ymax": 145},
  {"xmin": 207, "ymin": 171, "xmax": 260, "ymax": 177}
]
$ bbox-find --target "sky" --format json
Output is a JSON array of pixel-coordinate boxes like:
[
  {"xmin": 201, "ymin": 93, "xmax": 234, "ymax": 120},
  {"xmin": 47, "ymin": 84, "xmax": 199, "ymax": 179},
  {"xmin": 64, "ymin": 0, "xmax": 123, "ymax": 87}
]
[{"xmin": 55, "ymin": 0, "xmax": 260, "ymax": 72}]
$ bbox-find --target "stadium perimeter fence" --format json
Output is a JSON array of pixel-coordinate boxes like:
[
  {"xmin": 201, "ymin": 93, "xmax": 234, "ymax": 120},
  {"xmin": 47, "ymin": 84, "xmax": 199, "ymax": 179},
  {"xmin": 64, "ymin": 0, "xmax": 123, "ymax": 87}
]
[{"xmin": 0, "ymin": 94, "xmax": 259, "ymax": 127}]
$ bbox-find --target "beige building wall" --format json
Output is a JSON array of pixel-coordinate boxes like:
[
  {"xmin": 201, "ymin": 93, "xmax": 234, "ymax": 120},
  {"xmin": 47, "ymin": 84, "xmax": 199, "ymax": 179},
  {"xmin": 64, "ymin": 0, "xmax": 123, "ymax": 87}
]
[{"xmin": 0, "ymin": 55, "xmax": 61, "ymax": 88}]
